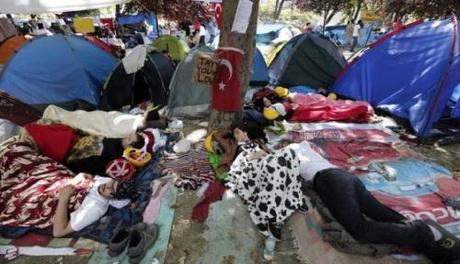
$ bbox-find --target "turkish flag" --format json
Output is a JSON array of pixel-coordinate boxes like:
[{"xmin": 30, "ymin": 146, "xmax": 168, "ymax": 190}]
[{"xmin": 211, "ymin": 47, "xmax": 244, "ymax": 111}]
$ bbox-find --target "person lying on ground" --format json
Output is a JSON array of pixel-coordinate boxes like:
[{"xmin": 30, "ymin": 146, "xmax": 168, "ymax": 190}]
[
  {"xmin": 225, "ymin": 122, "xmax": 306, "ymax": 240},
  {"xmin": 275, "ymin": 139, "xmax": 460, "ymax": 263},
  {"xmin": 53, "ymin": 173, "xmax": 137, "ymax": 237},
  {"xmin": 66, "ymin": 128, "xmax": 165, "ymax": 175},
  {"xmin": 42, "ymin": 105, "xmax": 167, "ymax": 138},
  {"xmin": 0, "ymin": 141, "xmax": 137, "ymax": 238}
]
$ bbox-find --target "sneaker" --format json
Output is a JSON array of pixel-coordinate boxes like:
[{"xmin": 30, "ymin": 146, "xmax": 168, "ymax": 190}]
[
  {"xmin": 127, "ymin": 224, "xmax": 159, "ymax": 264},
  {"xmin": 108, "ymin": 222, "xmax": 147, "ymax": 257},
  {"xmin": 424, "ymin": 220, "xmax": 460, "ymax": 250},
  {"xmin": 108, "ymin": 229, "xmax": 130, "ymax": 257}
]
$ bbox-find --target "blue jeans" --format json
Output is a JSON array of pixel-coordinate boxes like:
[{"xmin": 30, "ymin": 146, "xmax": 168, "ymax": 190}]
[{"xmin": 350, "ymin": 37, "xmax": 358, "ymax": 52}]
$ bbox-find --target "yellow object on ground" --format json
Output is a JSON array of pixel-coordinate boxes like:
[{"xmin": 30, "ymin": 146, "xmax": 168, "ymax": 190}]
[
  {"xmin": 327, "ymin": 93, "xmax": 337, "ymax": 100},
  {"xmin": 204, "ymin": 131, "xmax": 217, "ymax": 153},
  {"xmin": 274, "ymin": 86, "xmax": 288, "ymax": 97},
  {"xmin": 123, "ymin": 147, "xmax": 151, "ymax": 167},
  {"xmin": 263, "ymin": 107, "xmax": 279, "ymax": 120}
]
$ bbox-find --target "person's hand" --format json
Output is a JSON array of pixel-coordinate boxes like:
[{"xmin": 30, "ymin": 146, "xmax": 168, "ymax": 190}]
[
  {"xmin": 59, "ymin": 185, "xmax": 75, "ymax": 200},
  {"xmin": 292, "ymin": 103, "xmax": 299, "ymax": 110},
  {"xmin": 69, "ymin": 173, "xmax": 93, "ymax": 186}
]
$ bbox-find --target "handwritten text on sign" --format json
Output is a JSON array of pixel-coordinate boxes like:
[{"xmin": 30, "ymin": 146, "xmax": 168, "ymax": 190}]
[{"xmin": 193, "ymin": 53, "xmax": 217, "ymax": 85}]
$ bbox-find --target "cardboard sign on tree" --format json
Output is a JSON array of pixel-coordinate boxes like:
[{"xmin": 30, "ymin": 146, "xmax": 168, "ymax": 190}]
[{"xmin": 192, "ymin": 53, "xmax": 217, "ymax": 85}]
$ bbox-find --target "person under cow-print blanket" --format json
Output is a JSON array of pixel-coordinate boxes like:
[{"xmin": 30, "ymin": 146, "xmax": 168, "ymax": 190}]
[{"xmin": 225, "ymin": 122, "xmax": 307, "ymax": 240}]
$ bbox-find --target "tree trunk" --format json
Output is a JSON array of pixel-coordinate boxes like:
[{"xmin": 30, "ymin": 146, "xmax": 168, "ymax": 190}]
[
  {"xmin": 353, "ymin": 0, "xmax": 363, "ymax": 22},
  {"xmin": 274, "ymin": 0, "xmax": 285, "ymax": 20},
  {"xmin": 273, "ymin": 0, "xmax": 280, "ymax": 18},
  {"xmin": 322, "ymin": 9, "xmax": 328, "ymax": 34},
  {"xmin": 208, "ymin": 0, "xmax": 260, "ymax": 131}
]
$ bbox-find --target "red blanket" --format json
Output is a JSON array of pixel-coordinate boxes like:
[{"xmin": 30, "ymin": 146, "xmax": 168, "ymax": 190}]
[
  {"xmin": 25, "ymin": 123, "xmax": 78, "ymax": 163},
  {"xmin": 0, "ymin": 143, "xmax": 89, "ymax": 229},
  {"xmin": 288, "ymin": 94, "xmax": 374, "ymax": 123}
]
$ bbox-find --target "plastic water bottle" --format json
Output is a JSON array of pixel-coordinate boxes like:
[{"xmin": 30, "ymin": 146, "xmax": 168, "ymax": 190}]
[{"xmin": 263, "ymin": 233, "xmax": 277, "ymax": 260}]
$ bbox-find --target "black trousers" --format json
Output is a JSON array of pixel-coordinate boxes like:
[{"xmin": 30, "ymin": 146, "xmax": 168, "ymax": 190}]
[{"xmin": 313, "ymin": 168, "xmax": 440, "ymax": 258}]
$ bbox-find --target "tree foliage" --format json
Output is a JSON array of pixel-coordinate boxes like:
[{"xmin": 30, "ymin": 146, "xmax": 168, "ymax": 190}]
[
  {"xmin": 125, "ymin": 0, "xmax": 211, "ymax": 22},
  {"xmin": 294, "ymin": 0, "xmax": 352, "ymax": 30},
  {"xmin": 384, "ymin": 0, "xmax": 460, "ymax": 19}
]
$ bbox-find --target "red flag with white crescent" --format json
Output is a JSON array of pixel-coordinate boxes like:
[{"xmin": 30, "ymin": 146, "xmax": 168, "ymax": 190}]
[{"xmin": 211, "ymin": 47, "xmax": 244, "ymax": 111}]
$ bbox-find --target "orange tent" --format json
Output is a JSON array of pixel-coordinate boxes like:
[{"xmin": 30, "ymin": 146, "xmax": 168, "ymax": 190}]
[{"xmin": 0, "ymin": 36, "xmax": 27, "ymax": 64}]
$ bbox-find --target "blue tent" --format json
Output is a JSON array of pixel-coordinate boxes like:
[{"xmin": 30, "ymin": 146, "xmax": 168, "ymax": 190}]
[
  {"xmin": 0, "ymin": 35, "xmax": 117, "ymax": 105},
  {"xmin": 250, "ymin": 47, "xmax": 269, "ymax": 86},
  {"xmin": 332, "ymin": 18, "xmax": 460, "ymax": 137}
]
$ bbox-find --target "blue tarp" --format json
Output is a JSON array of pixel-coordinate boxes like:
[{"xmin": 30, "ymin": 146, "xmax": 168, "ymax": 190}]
[
  {"xmin": 332, "ymin": 19, "xmax": 460, "ymax": 136},
  {"xmin": 250, "ymin": 48, "xmax": 269, "ymax": 86},
  {"xmin": 0, "ymin": 35, "xmax": 117, "ymax": 105}
]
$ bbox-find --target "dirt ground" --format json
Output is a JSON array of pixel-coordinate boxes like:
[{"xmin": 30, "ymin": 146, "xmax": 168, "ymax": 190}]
[
  {"xmin": 2, "ymin": 119, "xmax": 458, "ymax": 264},
  {"xmin": 164, "ymin": 119, "xmax": 460, "ymax": 264}
]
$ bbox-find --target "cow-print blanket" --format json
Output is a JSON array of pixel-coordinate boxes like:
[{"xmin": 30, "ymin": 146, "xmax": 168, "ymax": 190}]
[{"xmin": 226, "ymin": 142, "xmax": 304, "ymax": 236}]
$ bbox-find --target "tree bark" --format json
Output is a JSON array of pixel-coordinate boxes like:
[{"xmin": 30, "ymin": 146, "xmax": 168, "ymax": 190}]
[
  {"xmin": 208, "ymin": 0, "xmax": 260, "ymax": 131},
  {"xmin": 274, "ymin": 0, "xmax": 286, "ymax": 20},
  {"xmin": 352, "ymin": 0, "xmax": 363, "ymax": 22},
  {"xmin": 274, "ymin": 0, "xmax": 280, "ymax": 18}
]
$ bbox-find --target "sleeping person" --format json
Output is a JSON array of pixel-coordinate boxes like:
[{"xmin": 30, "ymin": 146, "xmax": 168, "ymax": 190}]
[
  {"xmin": 276, "ymin": 139, "xmax": 460, "ymax": 263},
  {"xmin": 53, "ymin": 173, "xmax": 137, "ymax": 237},
  {"xmin": 225, "ymin": 123, "xmax": 306, "ymax": 240},
  {"xmin": 42, "ymin": 105, "xmax": 167, "ymax": 138},
  {"xmin": 0, "ymin": 141, "xmax": 138, "ymax": 237}
]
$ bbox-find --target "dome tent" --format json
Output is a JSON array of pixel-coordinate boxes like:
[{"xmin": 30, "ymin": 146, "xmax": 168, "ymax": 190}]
[
  {"xmin": 268, "ymin": 33, "xmax": 346, "ymax": 89},
  {"xmin": 0, "ymin": 35, "xmax": 117, "ymax": 106},
  {"xmin": 332, "ymin": 18, "xmax": 460, "ymax": 137},
  {"xmin": 101, "ymin": 47, "xmax": 175, "ymax": 109}
]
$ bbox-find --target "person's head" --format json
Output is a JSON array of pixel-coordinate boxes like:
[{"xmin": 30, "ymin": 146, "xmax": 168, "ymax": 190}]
[
  {"xmin": 98, "ymin": 178, "xmax": 138, "ymax": 200},
  {"xmin": 253, "ymin": 96, "xmax": 272, "ymax": 110},
  {"xmin": 358, "ymin": 20, "xmax": 363, "ymax": 26},
  {"xmin": 121, "ymin": 132, "xmax": 145, "ymax": 149},
  {"xmin": 37, "ymin": 23, "xmax": 44, "ymax": 29},
  {"xmin": 230, "ymin": 121, "xmax": 267, "ymax": 144},
  {"xmin": 144, "ymin": 110, "xmax": 160, "ymax": 122}
]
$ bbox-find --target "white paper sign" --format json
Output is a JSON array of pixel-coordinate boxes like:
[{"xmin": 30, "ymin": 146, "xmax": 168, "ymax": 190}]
[{"xmin": 231, "ymin": 0, "xmax": 253, "ymax": 34}]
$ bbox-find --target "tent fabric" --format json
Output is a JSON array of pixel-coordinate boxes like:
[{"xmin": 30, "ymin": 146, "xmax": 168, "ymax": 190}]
[
  {"xmin": 152, "ymin": 36, "xmax": 190, "ymax": 62},
  {"xmin": 0, "ymin": 36, "xmax": 27, "ymax": 65},
  {"xmin": 265, "ymin": 42, "xmax": 285, "ymax": 66},
  {"xmin": 84, "ymin": 36, "xmax": 113, "ymax": 53},
  {"xmin": 117, "ymin": 14, "xmax": 148, "ymax": 26},
  {"xmin": 0, "ymin": 0, "xmax": 130, "ymax": 14},
  {"xmin": 331, "ymin": 18, "xmax": 460, "ymax": 136},
  {"xmin": 101, "ymin": 50, "xmax": 174, "ymax": 109},
  {"xmin": 268, "ymin": 33, "xmax": 346, "ymax": 89},
  {"xmin": 0, "ymin": 18, "xmax": 17, "ymax": 43},
  {"xmin": 166, "ymin": 46, "xmax": 214, "ymax": 117},
  {"xmin": 250, "ymin": 48, "xmax": 269, "ymax": 86},
  {"xmin": 0, "ymin": 35, "xmax": 117, "ymax": 105}
]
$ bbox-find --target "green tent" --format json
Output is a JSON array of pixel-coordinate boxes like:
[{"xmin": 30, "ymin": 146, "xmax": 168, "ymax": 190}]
[
  {"xmin": 152, "ymin": 36, "xmax": 190, "ymax": 62},
  {"xmin": 268, "ymin": 33, "xmax": 346, "ymax": 89}
]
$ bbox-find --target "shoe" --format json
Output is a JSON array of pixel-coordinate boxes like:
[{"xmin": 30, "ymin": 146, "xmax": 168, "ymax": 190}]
[
  {"xmin": 108, "ymin": 229, "xmax": 130, "ymax": 257},
  {"xmin": 424, "ymin": 220, "xmax": 460, "ymax": 250},
  {"xmin": 108, "ymin": 222, "xmax": 147, "ymax": 257},
  {"xmin": 127, "ymin": 224, "xmax": 159, "ymax": 264}
]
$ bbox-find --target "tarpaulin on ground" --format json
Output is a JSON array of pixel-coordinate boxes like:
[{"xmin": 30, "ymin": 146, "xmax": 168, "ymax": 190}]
[{"xmin": 291, "ymin": 127, "xmax": 460, "ymax": 238}]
